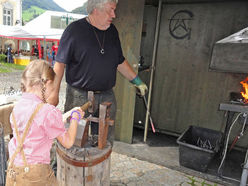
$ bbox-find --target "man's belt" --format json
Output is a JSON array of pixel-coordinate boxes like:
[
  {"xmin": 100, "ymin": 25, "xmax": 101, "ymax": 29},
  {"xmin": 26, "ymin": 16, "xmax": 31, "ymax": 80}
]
[
  {"xmin": 69, "ymin": 85, "xmax": 110, "ymax": 94},
  {"xmin": 93, "ymin": 91, "xmax": 102, "ymax": 94}
]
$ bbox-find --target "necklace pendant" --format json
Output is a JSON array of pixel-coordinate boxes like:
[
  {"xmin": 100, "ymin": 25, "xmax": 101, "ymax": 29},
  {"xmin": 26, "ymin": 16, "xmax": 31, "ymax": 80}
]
[{"xmin": 100, "ymin": 48, "xmax": 105, "ymax": 55}]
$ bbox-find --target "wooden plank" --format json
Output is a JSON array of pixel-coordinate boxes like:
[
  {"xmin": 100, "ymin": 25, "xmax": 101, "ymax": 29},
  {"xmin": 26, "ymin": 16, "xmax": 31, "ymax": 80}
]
[
  {"xmin": 114, "ymin": 0, "xmax": 145, "ymax": 143},
  {"xmin": 98, "ymin": 104, "xmax": 107, "ymax": 149},
  {"xmin": 85, "ymin": 156, "xmax": 110, "ymax": 186}
]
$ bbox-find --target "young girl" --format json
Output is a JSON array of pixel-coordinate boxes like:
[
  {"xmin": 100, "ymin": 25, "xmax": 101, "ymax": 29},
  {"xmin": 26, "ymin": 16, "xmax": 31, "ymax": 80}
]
[{"xmin": 6, "ymin": 60, "xmax": 84, "ymax": 186}]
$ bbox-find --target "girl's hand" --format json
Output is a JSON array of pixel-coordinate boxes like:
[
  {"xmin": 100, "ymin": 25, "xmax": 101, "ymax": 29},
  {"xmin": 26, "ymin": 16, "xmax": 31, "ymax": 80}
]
[
  {"xmin": 71, "ymin": 107, "xmax": 85, "ymax": 121},
  {"xmin": 62, "ymin": 107, "xmax": 83, "ymax": 123}
]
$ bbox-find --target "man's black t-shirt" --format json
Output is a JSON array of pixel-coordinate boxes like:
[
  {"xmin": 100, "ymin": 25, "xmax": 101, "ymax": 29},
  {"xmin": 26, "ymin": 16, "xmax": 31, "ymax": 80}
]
[{"xmin": 56, "ymin": 18, "xmax": 125, "ymax": 91}]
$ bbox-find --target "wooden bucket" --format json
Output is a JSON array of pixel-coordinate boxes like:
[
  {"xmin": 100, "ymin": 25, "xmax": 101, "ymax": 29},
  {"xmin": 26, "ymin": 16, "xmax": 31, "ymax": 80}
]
[{"xmin": 56, "ymin": 141, "xmax": 112, "ymax": 186}]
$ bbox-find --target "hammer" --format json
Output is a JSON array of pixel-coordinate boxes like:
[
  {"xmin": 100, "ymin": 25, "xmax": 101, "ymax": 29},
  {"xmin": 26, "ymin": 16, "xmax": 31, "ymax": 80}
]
[
  {"xmin": 62, "ymin": 98, "xmax": 93, "ymax": 123},
  {"xmin": 74, "ymin": 91, "xmax": 95, "ymax": 147},
  {"xmin": 80, "ymin": 101, "xmax": 92, "ymax": 112}
]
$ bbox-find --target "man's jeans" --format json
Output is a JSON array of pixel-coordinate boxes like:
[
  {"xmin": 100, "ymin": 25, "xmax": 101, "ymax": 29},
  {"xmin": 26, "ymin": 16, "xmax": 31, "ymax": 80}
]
[{"xmin": 64, "ymin": 84, "xmax": 117, "ymax": 145}]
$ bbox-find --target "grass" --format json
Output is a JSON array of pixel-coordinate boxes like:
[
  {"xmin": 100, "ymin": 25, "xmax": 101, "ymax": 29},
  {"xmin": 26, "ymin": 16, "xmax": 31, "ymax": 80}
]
[
  {"xmin": 0, "ymin": 62, "xmax": 26, "ymax": 73},
  {"xmin": 187, "ymin": 176, "xmax": 218, "ymax": 186},
  {"xmin": 0, "ymin": 67, "xmax": 11, "ymax": 73}
]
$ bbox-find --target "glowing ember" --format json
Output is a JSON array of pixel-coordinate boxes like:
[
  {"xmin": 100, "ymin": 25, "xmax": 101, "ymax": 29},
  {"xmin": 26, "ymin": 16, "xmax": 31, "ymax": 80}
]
[{"xmin": 240, "ymin": 77, "xmax": 248, "ymax": 103}]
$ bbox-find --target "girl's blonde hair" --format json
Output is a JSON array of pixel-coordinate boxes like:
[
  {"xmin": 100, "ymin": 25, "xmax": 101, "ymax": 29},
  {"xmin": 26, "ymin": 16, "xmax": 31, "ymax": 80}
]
[{"xmin": 21, "ymin": 60, "xmax": 55, "ymax": 102}]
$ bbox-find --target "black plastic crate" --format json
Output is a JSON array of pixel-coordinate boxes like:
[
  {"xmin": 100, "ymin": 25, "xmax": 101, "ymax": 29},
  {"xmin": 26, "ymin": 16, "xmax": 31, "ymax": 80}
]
[{"xmin": 177, "ymin": 125, "xmax": 222, "ymax": 172}]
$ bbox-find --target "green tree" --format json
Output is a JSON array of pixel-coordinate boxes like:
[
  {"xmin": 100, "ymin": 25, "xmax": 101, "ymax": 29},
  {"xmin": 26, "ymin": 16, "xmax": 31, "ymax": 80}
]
[{"xmin": 22, "ymin": 0, "xmax": 65, "ymax": 11}]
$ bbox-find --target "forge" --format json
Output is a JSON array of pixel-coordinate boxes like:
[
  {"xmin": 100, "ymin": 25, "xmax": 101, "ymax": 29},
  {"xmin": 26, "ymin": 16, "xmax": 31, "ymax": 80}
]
[{"xmin": 219, "ymin": 87, "xmax": 248, "ymax": 186}]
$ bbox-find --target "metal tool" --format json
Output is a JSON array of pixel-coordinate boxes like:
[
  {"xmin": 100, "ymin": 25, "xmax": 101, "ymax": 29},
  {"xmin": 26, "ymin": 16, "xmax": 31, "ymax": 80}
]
[
  {"xmin": 142, "ymin": 96, "xmax": 156, "ymax": 133},
  {"xmin": 75, "ymin": 91, "xmax": 114, "ymax": 149},
  {"xmin": 135, "ymin": 87, "xmax": 156, "ymax": 133},
  {"xmin": 86, "ymin": 102, "xmax": 114, "ymax": 149},
  {"xmin": 229, "ymin": 113, "xmax": 247, "ymax": 152},
  {"xmin": 74, "ymin": 100, "xmax": 93, "ymax": 147}
]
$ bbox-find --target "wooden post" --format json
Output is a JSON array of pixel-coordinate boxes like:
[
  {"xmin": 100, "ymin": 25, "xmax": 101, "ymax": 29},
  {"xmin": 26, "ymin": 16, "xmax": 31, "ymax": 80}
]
[
  {"xmin": 98, "ymin": 102, "xmax": 112, "ymax": 149},
  {"xmin": 98, "ymin": 104, "xmax": 107, "ymax": 149}
]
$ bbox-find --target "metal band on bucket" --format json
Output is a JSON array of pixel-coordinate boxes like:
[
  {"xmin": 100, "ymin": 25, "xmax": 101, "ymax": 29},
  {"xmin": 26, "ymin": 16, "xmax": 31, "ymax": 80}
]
[{"xmin": 56, "ymin": 147, "xmax": 112, "ymax": 167}]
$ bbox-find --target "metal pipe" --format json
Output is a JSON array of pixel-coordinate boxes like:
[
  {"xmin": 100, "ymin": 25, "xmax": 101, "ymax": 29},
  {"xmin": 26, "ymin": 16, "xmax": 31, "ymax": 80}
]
[
  {"xmin": 144, "ymin": 0, "xmax": 163, "ymax": 142},
  {"xmin": 240, "ymin": 149, "xmax": 248, "ymax": 186},
  {"xmin": 240, "ymin": 148, "xmax": 248, "ymax": 186},
  {"xmin": 143, "ymin": 96, "xmax": 155, "ymax": 133}
]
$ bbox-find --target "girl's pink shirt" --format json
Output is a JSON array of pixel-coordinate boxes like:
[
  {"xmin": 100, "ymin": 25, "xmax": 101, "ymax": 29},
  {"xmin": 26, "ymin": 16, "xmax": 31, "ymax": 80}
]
[{"xmin": 8, "ymin": 93, "xmax": 66, "ymax": 166}]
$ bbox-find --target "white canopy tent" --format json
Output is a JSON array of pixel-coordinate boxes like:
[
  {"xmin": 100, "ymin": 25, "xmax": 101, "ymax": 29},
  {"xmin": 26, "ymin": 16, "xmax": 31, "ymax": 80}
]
[
  {"xmin": 22, "ymin": 10, "xmax": 86, "ymax": 41},
  {"xmin": 0, "ymin": 25, "xmax": 37, "ymax": 40},
  {"xmin": 0, "ymin": 24, "xmax": 63, "ymax": 41},
  {"xmin": 0, "ymin": 25, "xmax": 63, "ymax": 59}
]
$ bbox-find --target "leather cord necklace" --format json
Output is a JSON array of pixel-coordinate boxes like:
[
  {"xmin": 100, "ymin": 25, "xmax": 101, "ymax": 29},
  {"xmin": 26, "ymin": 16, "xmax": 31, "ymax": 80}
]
[{"xmin": 87, "ymin": 17, "xmax": 105, "ymax": 55}]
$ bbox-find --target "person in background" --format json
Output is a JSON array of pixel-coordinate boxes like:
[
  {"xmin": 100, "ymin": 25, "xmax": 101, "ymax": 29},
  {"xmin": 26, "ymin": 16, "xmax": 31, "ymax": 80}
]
[
  {"xmin": 51, "ymin": 0, "xmax": 147, "ymax": 145},
  {"xmin": 41, "ymin": 46, "xmax": 44, "ymax": 59},
  {"xmin": 31, "ymin": 45, "xmax": 35, "ymax": 56},
  {"xmin": 4, "ymin": 49, "xmax": 8, "ymax": 62},
  {"xmin": 51, "ymin": 43, "xmax": 58, "ymax": 67},
  {"xmin": 34, "ymin": 45, "xmax": 39, "ymax": 58},
  {"xmin": 7, "ymin": 44, "xmax": 12, "ymax": 63},
  {"xmin": 46, "ymin": 46, "xmax": 53, "ymax": 65},
  {"xmin": 5, "ymin": 60, "xmax": 84, "ymax": 186}
]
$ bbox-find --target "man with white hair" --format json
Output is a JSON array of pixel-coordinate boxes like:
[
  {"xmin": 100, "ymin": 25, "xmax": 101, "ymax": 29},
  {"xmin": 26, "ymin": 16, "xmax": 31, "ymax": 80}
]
[{"xmin": 52, "ymin": 0, "xmax": 147, "ymax": 144}]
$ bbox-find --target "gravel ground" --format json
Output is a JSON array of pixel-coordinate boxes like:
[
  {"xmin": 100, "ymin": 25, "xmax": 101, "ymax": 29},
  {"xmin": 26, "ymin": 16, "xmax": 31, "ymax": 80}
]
[
  {"xmin": 0, "ymin": 72, "xmax": 22, "ymax": 94},
  {"xmin": 0, "ymin": 70, "xmax": 66, "ymax": 113}
]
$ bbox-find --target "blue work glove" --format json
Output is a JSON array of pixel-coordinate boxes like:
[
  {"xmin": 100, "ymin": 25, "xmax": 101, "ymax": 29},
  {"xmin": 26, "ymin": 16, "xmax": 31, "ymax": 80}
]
[{"xmin": 130, "ymin": 75, "xmax": 148, "ymax": 96}]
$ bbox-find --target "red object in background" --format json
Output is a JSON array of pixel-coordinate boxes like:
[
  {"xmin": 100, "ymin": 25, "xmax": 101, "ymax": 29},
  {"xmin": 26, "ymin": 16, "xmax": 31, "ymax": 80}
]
[
  {"xmin": 55, "ymin": 46, "xmax": 58, "ymax": 55},
  {"xmin": 41, "ymin": 47, "xmax": 44, "ymax": 59},
  {"xmin": 52, "ymin": 44, "xmax": 55, "ymax": 52},
  {"xmin": 52, "ymin": 45, "xmax": 58, "ymax": 55},
  {"xmin": 37, "ymin": 40, "xmax": 41, "ymax": 59},
  {"xmin": 31, "ymin": 45, "xmax": 34, "ymax": 56}
]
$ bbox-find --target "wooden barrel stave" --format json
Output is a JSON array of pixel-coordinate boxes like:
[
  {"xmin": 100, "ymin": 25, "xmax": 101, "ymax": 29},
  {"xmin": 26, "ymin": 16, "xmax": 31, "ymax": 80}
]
[{"xmin": 56, "ymin": 142, "xmax": 111, "ymax": 186}]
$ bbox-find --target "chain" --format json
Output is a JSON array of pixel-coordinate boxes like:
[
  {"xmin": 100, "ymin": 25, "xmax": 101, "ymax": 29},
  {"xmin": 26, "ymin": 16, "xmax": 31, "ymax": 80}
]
[{"xmin": 87, "ymin": 17, "xmax": 105, "ymax": 55}]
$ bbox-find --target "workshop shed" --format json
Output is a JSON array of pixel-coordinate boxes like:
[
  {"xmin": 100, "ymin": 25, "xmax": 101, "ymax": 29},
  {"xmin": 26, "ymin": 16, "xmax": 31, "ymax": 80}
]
[{"xmin": 114, "ymin": 0, "xmax": 248, "ymax": 148}]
